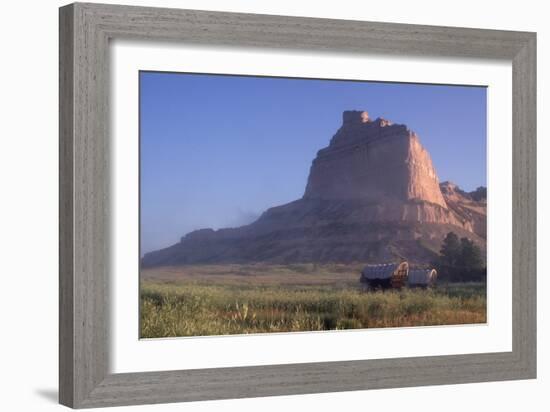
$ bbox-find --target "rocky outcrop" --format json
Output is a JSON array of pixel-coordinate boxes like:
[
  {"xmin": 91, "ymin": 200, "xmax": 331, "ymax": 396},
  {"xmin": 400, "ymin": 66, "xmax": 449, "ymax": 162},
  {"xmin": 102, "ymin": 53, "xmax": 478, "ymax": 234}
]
[
  {"xmin": 304, "ymin": 111, "xmax": 447, "ymax": 209},
  {"xmin": 440, "ymin": 181, "xmax": 487, "ymax": 238},
  {"xmin": 142, "ymin": 110, "xmax": 486, "ymax": 267}
]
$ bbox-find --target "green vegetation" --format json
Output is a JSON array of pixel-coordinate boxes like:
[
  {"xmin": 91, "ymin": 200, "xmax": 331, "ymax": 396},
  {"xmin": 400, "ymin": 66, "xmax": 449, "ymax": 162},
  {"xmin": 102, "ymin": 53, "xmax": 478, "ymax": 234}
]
[
  {"xmin": 434, "ymin": 232, "xmax": 486, "ymax": 282},
  {"xmin": 469, "ymin": 186, "xmax": 487, "ymax": 202},
  {"xmin": 140, "ymin": 264, "xmax": 486, "ymax": 338}
]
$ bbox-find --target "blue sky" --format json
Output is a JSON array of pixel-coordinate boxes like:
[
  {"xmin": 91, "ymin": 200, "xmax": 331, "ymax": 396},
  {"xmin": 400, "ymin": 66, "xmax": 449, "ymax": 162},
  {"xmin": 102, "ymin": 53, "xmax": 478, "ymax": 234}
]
[{"xmin": 140, "ymin": 72, "xmax": 486, "ymax": 254}]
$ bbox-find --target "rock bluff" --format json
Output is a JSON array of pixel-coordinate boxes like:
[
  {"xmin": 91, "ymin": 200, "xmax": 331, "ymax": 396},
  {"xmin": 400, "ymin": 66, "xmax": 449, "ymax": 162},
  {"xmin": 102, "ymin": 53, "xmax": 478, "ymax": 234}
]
[
  {"xmin": 142, "ymin": 110, "xmax": 486, "ymax": 267},
  {"xmin": 304, "ymin": 110, "xmax": 447, "ymax": 209}
]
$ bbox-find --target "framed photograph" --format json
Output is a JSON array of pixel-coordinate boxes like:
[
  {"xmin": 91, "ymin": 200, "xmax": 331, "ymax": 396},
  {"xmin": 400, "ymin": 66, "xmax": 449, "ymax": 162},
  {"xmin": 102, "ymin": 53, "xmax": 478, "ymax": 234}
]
[{"xmin": 59, "ymin": 2, "xmax": 536, "ymax": 408}]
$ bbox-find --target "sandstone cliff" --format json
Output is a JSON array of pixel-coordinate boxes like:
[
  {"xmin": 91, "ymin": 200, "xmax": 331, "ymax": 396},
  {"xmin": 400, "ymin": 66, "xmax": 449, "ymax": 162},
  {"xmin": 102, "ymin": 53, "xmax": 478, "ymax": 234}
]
[
  {"xmin": 304, "ymin": 111, "xmax": 446, "ymax": 208},
  {"xmin": 142, "ymin": 111, "xmax": 486, "ymax": 267},
  {"xmin": 440, "ymin": 181, "xmax": 487, "ymax": 238}
]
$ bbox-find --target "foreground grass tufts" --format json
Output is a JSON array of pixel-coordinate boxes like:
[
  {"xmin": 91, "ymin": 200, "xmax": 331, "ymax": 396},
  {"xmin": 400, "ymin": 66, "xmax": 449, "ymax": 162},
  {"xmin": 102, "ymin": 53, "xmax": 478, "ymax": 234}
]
[{"xmin": 140, "ymin": 280, "xmax": 486, "ymax": 338}]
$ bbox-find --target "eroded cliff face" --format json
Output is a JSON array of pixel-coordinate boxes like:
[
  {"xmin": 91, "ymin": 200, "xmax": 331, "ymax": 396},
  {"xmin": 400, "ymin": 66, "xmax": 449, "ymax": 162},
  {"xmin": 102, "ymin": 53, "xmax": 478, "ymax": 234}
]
[
  {"xmin": 440, "ymin": 181, "xmax": 487, "ymax": 238},
  {"xmin": 304, "ymin": 111, "xmax": 447, "ymax": 208},
  {"xmin": 301, "ymin": 111, "xmax": 472, "ymax": 230},
  {"xmin": 141, "ymin": 110, "xmax": 486, "ymax": 267}
]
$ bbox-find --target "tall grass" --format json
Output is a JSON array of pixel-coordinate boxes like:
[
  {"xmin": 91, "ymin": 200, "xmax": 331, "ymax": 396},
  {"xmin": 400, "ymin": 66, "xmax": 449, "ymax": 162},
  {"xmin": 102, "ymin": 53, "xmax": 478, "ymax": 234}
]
[{"xmin": 140, "ymin": 281, "xmax": 486, "ymax": 338}]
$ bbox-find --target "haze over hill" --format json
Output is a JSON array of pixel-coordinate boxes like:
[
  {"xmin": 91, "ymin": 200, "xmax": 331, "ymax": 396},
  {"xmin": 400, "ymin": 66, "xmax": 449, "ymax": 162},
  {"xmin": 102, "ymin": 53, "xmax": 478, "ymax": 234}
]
[{"xmin": 142, "ymin": 110, "xmax": 486, "ymax": 267}]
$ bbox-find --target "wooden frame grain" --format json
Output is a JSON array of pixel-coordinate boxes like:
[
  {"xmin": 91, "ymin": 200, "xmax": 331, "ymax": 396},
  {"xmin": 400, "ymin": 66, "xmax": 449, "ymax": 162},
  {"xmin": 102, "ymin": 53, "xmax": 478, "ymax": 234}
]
[{"xmin": 59, "ymin": 2, "xmax": 536, "ymax": 408}]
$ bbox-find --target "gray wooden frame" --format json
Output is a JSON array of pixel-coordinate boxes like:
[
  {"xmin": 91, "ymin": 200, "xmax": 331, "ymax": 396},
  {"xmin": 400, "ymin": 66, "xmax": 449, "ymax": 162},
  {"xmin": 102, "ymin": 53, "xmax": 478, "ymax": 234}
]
[{"xmin": 59, "ymin": 2, "xmax": 536, "ymax": 408}]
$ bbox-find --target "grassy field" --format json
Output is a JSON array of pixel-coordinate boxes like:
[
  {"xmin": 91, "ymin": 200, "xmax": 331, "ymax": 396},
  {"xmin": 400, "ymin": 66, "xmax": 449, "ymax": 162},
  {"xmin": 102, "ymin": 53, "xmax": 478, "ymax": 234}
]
[{"xmin": 140, "ymin": 264, "xmax": 486, "ymax": 338}]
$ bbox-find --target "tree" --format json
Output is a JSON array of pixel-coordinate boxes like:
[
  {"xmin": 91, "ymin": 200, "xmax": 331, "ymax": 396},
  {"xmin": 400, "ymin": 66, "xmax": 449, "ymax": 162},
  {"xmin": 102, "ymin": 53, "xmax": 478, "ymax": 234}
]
[
  {"xmin": 434, "ymin": 232, "xmax": 486, "ymax": 282},
  {"xmin": 439, "ymin": 232, "xmax": 460, "ymax": 267},
  {"xmin": 469, "ymin": 186, "xmax": 487, "ymax": 202},
  {"xmin": 459, "ymin": 237, "xmax": 484, "ymax": 272}
]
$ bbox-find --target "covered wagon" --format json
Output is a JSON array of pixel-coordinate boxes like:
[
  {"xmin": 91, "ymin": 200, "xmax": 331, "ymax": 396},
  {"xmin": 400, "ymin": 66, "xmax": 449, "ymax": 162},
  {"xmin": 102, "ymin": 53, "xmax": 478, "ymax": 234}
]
[
  {"xmin": 360, "ymin": 262, "xmax": 409, "ymax": 290},
  {"xmin": 407, "ymin": 268, "xmax": 438, "ymax": 288}
]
